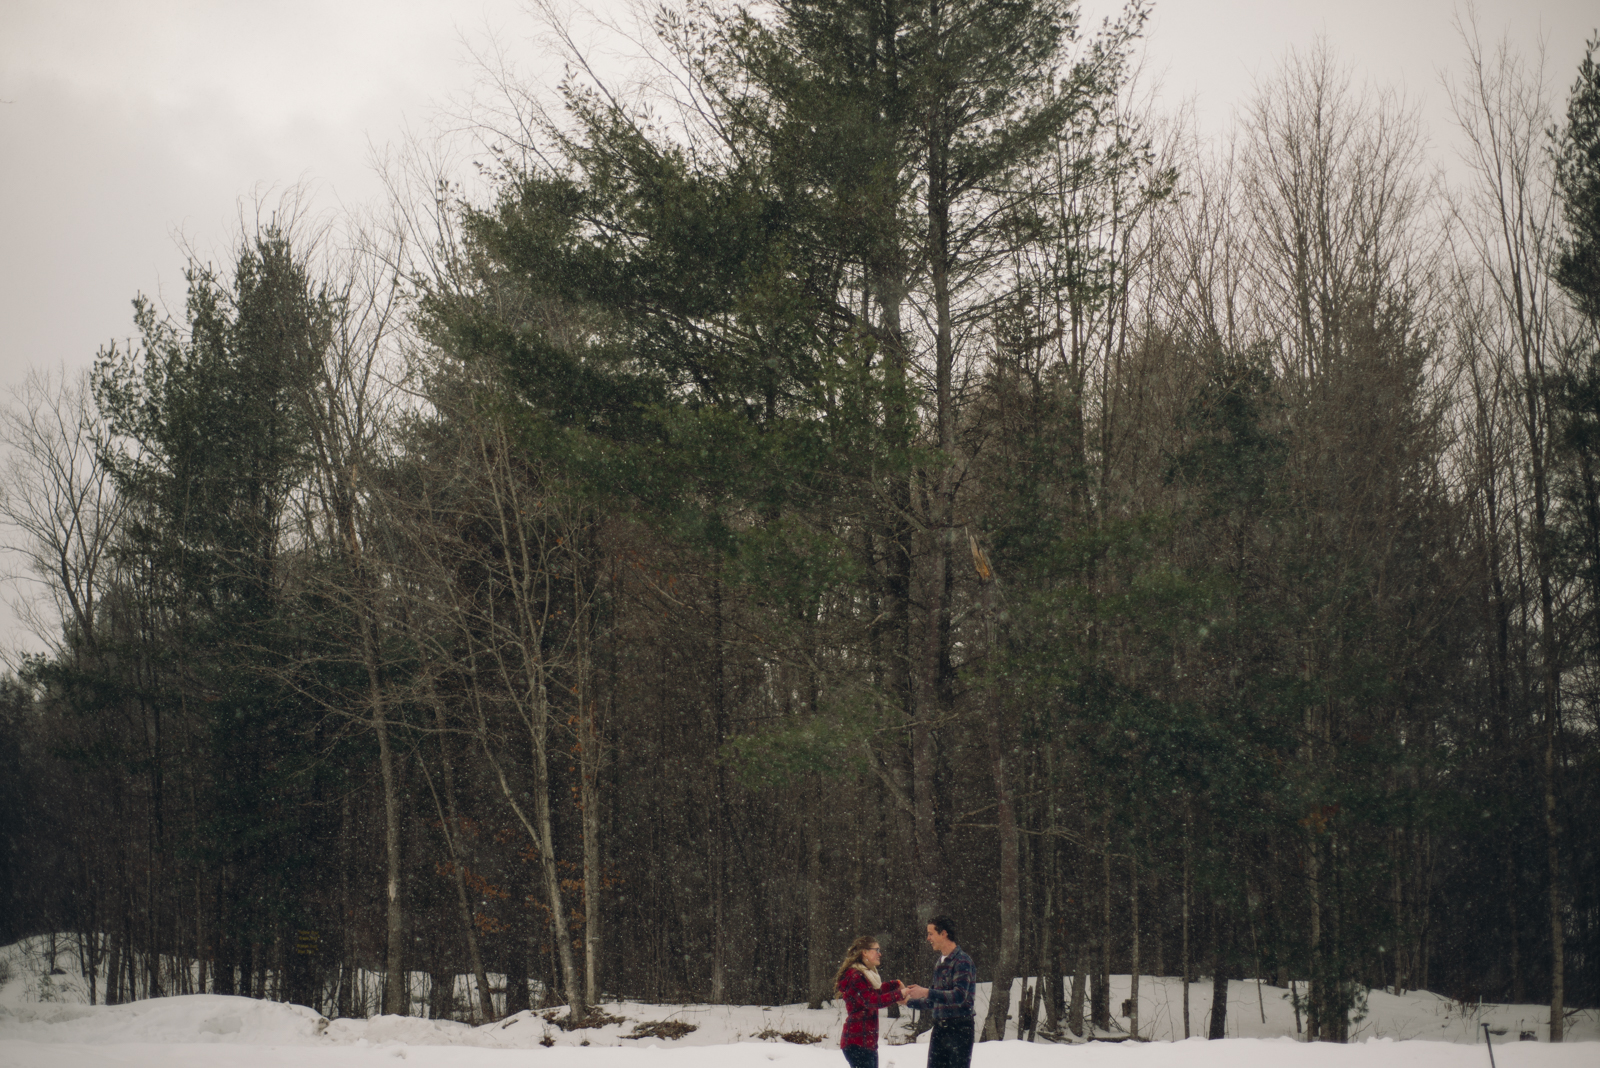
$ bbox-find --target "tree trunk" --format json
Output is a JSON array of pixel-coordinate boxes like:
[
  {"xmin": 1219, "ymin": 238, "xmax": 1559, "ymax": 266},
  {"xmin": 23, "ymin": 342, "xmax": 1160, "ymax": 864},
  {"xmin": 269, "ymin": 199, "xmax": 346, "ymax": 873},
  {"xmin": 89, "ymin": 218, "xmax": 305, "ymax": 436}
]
[
  {"xmin": 1505, "ymin": 851, "xmax": 1523, "ymax": 1002},
  {"xmin": 918, "ymin": 64, "xmax": 959, "ymax": 924},
  {"xmin": 1092, "ymin": 842, "xmax": 1111, "ymax": 1030},
  {"xmin": 251, "ymin": 938, "xmax": 264, "ymax": 1000},
  {"xmin": 1418, "ymin": 833, "xmax": 1431, "ymax": 994},
  {"xmin": 580, "ymin": 693, "xmax": 603, "ymax": 1012},
  {"xmin": 430, "ymin": 693, "xmax": 495, "ymax": 1023},
  {"xmin": 78, "ymin": 927, "xmax": 99, "ymax": 1006},
  {"xmin": 274, "ymin": 928, "xmax": 287, "ymax": 1002},
  {"xmin": 144, "ymin": 831, "xmax": 160, "ymax": 999},
  {"xmin": 1306, "ymin": 835, "xmax": 1322, "ymax": 1041},
  {"xmin": 1041, "ymin": 862, "xmax": 1061, "ymax": 1035},
  {"xmin": 1265, "ymin": 837, "xmax": 1288, "ymax": 994},
  {"xmin": 472, "ymin": 669, "xmax": 585, "ymax": 1025},
  {"xmin": 214, "ymin": 874, "xmax": 234, "ymax": 998},
  {"xmin": 106, "ymin": 926, "xmax": 123, "ymax": 1006},
  {"xmin": 869, "ymin": 253, "xmax": 937, "ymax": 922},
  {"xmin": 372, "ymin": 662, "xmax": 407, "ymax": 1016},
  {"xmin": 1075, "ymin": 952, "xmax": 1088, "ymax": 1036},
  {"xmin": 1544, "ymin": 706, "xmax": 1564, "ymax": 1041},
  {"xmin": 1208, "ymin": 913, "xmax": 1230, "ymax": 1040},
  {"xmin": 1391, "ymin": 833, "xmax": 1406, "ymax": 995},
  {"xmin": 337, "ymin": 797, "xmax": 353, "ymax": 1019},
  {"xmin": 1128, "ymin": 854, "xmax": 1140, "ymax": 1040},
  {"xmin": 1150, "ymin": 868, "xmax": 1164, "ymax": 980},
  {"xmin": 709, "ymin": 572, "xmax": 728, "ymax": 1004},
  {"xmin": 981, "ymin": 571, "xmax": 1019, "ymax": 1042},
  {"xmin": 1508, "ymin": 262, "xmax": 1565, "ymax": 1041},
  {"xmin": 806, "ymin": 810, "xmax": 829, "ymax": 1009},
  {"xmin": 984, "ymin": 977, "xmax": 1016, "ymax": 1043},
  {"xmin": 1326, "ymin": 832, "xmax": 1347, "ymax": 1043},
  {"xmin": 505, "ymin": 939, "xmax": 531, "ymax": 1016},
  {"xmin": 1247, "ymin": 884, "xmax": 1266, "ymax": 1023},
  {"xmin": 910, "ymin": 709, "xmax": 941, "ymax": 921},
  {"xmin": 533, "ymin": 733, "xmax": 585, "ymax": 1022},
  {"xmin": 429, "ymin": 970, "xmax": 454, "ymax": 1019},
  {"xmin": 1209, "ymin": 968, "xmax": 1229, "ymax": 1039},
  {"xmin": 193, "ymin": 872, "xmax": 206, "ymax": 996},
  {"xmin": 126, "ymin": 920, "xmax": 140, "ymax": 1002},
  {"xmin": 351, "ymin": 566, "xmax": 405, "ymax": 1018},
  {"xmin": 1182, "ymin": 819, "xmax": 1191, "ymax": 1038}
]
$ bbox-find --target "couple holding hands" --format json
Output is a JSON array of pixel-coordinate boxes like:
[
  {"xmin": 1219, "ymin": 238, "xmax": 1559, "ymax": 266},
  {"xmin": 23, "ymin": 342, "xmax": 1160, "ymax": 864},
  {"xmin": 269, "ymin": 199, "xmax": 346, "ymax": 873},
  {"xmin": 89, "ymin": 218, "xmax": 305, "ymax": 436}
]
[{"xmin": 834, "ymin": 916, "xmax": 976, "ymax": 1068}]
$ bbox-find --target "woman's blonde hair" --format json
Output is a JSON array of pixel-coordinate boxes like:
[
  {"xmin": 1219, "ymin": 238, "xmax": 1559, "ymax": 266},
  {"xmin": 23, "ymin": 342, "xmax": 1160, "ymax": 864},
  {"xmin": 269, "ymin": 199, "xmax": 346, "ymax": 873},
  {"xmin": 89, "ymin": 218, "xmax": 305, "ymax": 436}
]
[{"xmin": 834, "ymin": 934, "xmax": 880, "ymax": 985}]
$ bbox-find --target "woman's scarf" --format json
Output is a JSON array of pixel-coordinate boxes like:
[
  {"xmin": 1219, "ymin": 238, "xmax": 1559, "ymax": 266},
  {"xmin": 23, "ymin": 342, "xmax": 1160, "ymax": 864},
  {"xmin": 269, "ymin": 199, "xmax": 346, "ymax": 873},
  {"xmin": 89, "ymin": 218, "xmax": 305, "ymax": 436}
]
[{"xmin": 852, "ymin": 964, "xmax": 883, "ymax": 989}]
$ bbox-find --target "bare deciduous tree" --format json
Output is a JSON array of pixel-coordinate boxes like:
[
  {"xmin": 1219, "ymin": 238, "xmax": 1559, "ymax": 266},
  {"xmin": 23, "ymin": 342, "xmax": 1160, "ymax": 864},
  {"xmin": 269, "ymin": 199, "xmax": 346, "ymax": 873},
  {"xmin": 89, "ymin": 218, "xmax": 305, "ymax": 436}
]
[
  {"xmin": 0, "ymin": 367, "xmax": 124, "ymax": 660},
  {"xmin": 1445, "ymin": 13, "xmax": 1570, "ymax": 1042}
]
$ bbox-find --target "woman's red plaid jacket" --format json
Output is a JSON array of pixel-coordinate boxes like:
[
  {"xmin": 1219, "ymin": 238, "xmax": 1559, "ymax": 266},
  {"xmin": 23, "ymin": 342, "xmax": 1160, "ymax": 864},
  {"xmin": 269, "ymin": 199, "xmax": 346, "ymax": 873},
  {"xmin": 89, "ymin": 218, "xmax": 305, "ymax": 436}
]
[{"xmin": 837, "ymin": 967, "xmax": 904, "ymax": 1049}]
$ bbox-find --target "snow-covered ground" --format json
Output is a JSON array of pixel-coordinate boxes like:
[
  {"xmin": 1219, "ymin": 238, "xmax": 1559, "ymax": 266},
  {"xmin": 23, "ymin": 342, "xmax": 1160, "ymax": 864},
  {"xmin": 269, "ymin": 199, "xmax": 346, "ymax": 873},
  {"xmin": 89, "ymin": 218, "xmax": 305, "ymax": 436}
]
[{"xmin": 2, "ymin": 937, "xmax": 1595, "ymax": 1068}]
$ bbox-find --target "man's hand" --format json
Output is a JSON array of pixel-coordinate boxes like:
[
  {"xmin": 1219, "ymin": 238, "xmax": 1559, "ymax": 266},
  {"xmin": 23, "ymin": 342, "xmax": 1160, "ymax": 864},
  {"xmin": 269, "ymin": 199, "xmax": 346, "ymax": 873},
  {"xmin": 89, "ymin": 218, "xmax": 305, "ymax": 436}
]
[{"xmin": 904, "ymin": 984, "xmax": 930, "ymax": 1000}]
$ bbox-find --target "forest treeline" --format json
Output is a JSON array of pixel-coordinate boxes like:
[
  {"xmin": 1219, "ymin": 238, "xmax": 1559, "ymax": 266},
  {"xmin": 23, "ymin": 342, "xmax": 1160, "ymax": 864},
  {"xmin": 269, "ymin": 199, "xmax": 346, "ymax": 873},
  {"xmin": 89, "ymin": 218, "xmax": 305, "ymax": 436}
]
[{"xmin": 0, "ymin": 0, "xmax": 1596, "ymax": 1044}]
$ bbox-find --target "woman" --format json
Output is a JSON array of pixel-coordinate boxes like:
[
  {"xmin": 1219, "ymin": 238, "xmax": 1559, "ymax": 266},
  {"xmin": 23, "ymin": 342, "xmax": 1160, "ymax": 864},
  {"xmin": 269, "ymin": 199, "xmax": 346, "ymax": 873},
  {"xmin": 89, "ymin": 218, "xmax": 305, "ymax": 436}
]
[{"xmin": 835, "ymin": 935, "xmax": 906, "ymax": 1068}]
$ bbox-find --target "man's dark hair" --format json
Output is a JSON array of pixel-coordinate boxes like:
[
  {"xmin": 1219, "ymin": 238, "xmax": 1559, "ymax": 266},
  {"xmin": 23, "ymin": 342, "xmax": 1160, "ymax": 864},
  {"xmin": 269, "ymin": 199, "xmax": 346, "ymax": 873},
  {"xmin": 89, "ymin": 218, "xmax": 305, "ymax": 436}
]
[{"xmin": 928, "ymin": 915, "xmax": 956, "ymax": 941}]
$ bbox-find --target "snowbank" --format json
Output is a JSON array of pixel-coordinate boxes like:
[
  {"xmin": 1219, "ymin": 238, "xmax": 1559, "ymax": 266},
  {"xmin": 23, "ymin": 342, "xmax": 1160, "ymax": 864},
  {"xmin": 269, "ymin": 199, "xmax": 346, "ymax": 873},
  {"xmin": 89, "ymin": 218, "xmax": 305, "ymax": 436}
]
[
  {"xmin": 1, "ymin": 1030, "xmax": 1598, "ymax": 1068},
  {"xmin": 0, "ymin": 992, "xmax": 329, "ymax": 1044},
  {"xmin": 1, "ymin": 936, "xmax": 1595, "ymax": 1067}
]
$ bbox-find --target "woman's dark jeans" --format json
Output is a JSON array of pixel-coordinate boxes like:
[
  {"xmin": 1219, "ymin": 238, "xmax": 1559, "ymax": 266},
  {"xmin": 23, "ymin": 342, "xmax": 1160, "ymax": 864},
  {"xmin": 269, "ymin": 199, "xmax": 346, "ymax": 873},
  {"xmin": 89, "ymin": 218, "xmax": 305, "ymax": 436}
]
[{"xmin": 842, "ymin": 1043, "xmax": 878, "ymax": 1068}]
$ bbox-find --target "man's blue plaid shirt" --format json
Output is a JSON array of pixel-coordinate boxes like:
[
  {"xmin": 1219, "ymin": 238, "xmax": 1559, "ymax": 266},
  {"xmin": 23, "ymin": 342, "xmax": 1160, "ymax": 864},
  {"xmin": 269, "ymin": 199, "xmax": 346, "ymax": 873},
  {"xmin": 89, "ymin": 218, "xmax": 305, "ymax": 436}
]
[{"xmin": 907, "ymin": 946, "xmax": 975, "ymax": 1020}]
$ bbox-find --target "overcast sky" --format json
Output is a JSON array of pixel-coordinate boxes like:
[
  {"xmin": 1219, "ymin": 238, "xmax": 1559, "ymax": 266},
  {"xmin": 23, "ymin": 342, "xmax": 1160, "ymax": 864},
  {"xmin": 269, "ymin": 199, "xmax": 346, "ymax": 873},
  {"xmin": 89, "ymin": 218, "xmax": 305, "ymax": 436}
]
[
  {"xmin": 2, "ymin": 0, "xmax": 1594, "ymax": 388},
  {"xmin": 0, "ymin": 0, "xmax": 1595, "ymax": 652}
]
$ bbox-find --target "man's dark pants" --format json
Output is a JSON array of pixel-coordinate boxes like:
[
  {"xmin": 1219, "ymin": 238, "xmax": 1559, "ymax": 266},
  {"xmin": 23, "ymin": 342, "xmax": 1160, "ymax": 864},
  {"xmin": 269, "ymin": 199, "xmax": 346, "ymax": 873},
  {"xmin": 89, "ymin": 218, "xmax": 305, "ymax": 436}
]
[{"xmin": 928, "ymin": 1019, "xmax": 974, "ymax": 1068}]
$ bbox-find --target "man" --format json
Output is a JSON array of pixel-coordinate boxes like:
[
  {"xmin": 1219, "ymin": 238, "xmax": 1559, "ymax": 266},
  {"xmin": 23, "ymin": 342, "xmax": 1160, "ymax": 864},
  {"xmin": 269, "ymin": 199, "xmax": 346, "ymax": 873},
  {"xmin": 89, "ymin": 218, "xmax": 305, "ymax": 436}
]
[{"xmin": 902, "ymin": 916, "xmax": 975, "ymax": 1068}]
